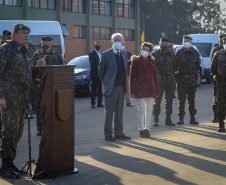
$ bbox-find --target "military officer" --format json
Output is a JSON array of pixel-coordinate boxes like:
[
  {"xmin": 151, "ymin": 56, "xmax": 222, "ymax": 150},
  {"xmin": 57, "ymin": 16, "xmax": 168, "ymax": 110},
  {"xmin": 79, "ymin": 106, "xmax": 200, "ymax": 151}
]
[
  {"xmin": 210, "ymin": 33, "xmax": 226, "ymax": 123},
  {"xmin": 152, "ymin": 37, "xmax": 176, "ymax": 126},
  {"xmin": 211, "ymin": 37, "xmax": 226, "ymax": 132},
  {"xmin": 175, "ymin": 35, "xmax": 201, "ymax": 125},
  {"xmin": 32, "ymin": 36, "xmax": 64, "ymax": 136},
  {"xmin": 1, "ymin": 30, "xmax": 12, "ymax": 45},
  {"xmin": 0, "ymin": 23, "xmax": 44, "ymax": 179}
]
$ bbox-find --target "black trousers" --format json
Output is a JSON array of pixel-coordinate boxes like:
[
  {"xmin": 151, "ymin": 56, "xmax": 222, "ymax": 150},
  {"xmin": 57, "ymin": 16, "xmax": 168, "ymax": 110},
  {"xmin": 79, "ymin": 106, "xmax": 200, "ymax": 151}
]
[{"xmin": 91, "ymin": 75, "xmax": 103, "ymax": 105}]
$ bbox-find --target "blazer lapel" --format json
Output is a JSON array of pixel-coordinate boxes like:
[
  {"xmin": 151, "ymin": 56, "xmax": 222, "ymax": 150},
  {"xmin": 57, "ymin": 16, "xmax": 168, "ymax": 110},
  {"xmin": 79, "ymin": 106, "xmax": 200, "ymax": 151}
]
[{"xmin": 122, "ymin": 51, "xmax": 128, "ymax": 73}]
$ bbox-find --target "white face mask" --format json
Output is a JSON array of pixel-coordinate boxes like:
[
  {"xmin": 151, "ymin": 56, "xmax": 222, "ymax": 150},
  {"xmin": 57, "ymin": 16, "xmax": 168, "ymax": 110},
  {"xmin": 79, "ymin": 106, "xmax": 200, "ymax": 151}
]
[
  {"xmin": 121, "ymin": 45, "xmax": 125, "ymax": 50},
  {"xmin": 183, "ymin": 42, "xmax": 191, "ymax": 48},
  {"xmin": 141, "ymin": 50, "xmax": 149, "ymax": 58},
  {"xmin": 224, "ymin": 44, "xmax": 226, "ymax": 49},
  {"xmin": 113, "ymin": 42, "xmax": 122, "ymax": 50}
]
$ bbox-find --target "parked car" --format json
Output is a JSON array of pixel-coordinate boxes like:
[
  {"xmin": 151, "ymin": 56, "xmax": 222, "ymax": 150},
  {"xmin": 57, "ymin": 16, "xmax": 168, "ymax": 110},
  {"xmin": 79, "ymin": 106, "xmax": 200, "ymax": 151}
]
[
  {"xmin": 67, "ymin": 55, "xmax": 91, "ymax": 96},
  {"xmin": 151, "ymin": 45, "xmax": 204, "ymax": 86}
]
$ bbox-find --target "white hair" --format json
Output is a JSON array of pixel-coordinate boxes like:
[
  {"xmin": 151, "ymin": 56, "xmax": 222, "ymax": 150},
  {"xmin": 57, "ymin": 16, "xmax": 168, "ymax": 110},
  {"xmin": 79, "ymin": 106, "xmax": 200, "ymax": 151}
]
[{"xmin": 111, "ymin": 33, "xmax": 124, "ymax": 42}]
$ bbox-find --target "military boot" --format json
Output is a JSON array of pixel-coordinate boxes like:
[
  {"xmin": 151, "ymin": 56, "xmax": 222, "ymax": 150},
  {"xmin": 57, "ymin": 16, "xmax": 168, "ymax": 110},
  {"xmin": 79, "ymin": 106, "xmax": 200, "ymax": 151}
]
[
  {"xmin": 217, "ymin": 121, "xmax": 225, "ymax": 132},
  {"xmin": 211, "ymin": 112, "xmax": 218, "ymax": 123},
  {"xmin": 153, "ymin": 114, "xmax": 159, "ymax": 127},
  {"xmin": 190, "ymin": 115, "xmax": 199, "ymax": 125},
  {"xmin": 165, "ymin": 114, "xmax": 176, "ymax": 126},
  {"xmin": 177, "ymin": 115, "xmax": 184, "ymax": 125},
  {"xmin": 0, "ymin": 159, "xmax": 20, "ymax": 179}
]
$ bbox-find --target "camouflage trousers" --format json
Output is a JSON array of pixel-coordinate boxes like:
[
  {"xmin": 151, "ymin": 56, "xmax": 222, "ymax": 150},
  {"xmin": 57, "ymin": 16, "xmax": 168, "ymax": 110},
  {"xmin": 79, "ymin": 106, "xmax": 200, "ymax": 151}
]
[
  {"xmin": 0, "ymin": 92, "xmax": 27, "ymax": 161},
  {"xmin": 212, "ymin": 86, "xmax": 218, "ymax": 113},
  {"xmin": 216, "ymin": 85, "xmax": 226, "ymax": 121},
  {"xmin": 153, "ymin": 83, "xmax": 174, "ymax": 115},
  {"xmin": 177, "ymin": 85, "xmax": 197, "ymax": 116}
]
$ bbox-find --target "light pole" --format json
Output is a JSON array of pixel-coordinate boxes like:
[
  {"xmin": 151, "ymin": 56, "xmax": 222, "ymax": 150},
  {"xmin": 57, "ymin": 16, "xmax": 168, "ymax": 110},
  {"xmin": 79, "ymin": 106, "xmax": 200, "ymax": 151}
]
[{"xmin": 140, "ymin": 10, "xmax": 145, "ymax": 42}]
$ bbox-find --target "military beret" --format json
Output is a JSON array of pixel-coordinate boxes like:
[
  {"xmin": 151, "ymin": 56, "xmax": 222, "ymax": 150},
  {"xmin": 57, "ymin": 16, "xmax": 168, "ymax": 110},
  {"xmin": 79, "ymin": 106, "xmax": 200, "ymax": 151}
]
[
  {"xmin": 2, "ymin": 30, "xmax": 11, "ymax": 36},
  {"xmin": 13, "ymin": 23, "xmax": 30, "ymax": 32},
  {"xmin": 41, "ymin": 36, "xmax": 53, "ymax": 41},
  {"xmin": 183, "ymin": 35, "xmax": 193, "ymax": 40},
  {"xmin": 222, "ymin": 37, "xmax": 226, "ymax": 40},
  {"xmin": 160, "ymin": 37, "xmax": 169, "ymax": 42},
  {"xmin": 219, "ymin": 33, "xmax": 226, "ymax": 38}
]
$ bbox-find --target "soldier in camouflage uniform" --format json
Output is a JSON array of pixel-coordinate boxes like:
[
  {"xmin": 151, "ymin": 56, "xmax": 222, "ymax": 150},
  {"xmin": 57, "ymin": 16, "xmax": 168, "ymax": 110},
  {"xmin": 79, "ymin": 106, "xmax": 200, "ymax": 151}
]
[
  {"xmin": 0, "ymin": 30, "xmax": 12, "ymax": 138},
  {"xmin": 0, "ymin": 24, "xmax": 44, "ymax": 179},
  {"xmin": 211, "ymin": 37, "xmax": 226, "ymax": 132},
  {"xmin": 32, "ymin": 36, "xmax": 64, "ymax": 136},
  {"xmin": 210, "ymin": 33, "xmax": 226, "ymax": 123},
  {"xmin": 152, "ymin": 37, "xmax": 176, "ymax": 126},
  {"xmin": 175, "ymin": 35, "xmax": 201, "ymax": 125}
]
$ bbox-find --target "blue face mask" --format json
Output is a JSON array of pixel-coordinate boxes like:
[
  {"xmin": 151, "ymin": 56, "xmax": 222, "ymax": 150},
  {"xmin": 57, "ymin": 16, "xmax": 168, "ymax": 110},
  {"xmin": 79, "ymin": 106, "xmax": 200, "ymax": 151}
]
[{"xmin": 113, "ymin": 42, "xmax": 122, "ymax": 50}]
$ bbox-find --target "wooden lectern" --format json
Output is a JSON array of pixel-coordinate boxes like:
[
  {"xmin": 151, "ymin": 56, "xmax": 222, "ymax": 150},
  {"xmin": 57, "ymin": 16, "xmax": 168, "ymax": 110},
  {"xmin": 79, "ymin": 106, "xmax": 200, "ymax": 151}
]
[{"xmin": 33, "ymin": 65, "xmax": 77, "ymax": 178}]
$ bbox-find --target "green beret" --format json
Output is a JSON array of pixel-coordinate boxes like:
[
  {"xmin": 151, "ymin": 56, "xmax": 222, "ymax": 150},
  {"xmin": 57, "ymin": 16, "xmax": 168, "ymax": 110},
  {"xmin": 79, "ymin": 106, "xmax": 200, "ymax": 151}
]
[
  {"xmin": 183, "ymin": 35, "xmax": 193, "ymax": 40},
  {"xmin": 13, "ymin": 23, "xmax": 30, "ymax": 32},
  {"xmin": 222, "ymin": 37, "xmax": 226, "ymax": 40},
  {"xmin": 3, "ymin": 30, "xmax": 11, "ymax": 36},
  {"xmin": 219, "ymin": 33, "xmax": 226, "ymax": 39},
  {"xmin": 41, "ymin": 36, "xmax": 53, "ymax": 41}
]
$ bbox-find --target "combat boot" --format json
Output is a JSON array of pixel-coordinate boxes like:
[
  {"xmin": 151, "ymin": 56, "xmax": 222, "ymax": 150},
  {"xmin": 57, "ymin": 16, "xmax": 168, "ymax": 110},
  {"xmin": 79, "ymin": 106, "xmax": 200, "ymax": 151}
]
[
  {"xmin": 211, "ymin": 112, "xmax": 218, "ymax": 123},
  {"xmin": 165, "ymin": 114, "xmax": 176, "ymax": 126},
  {"xmin": 153, "ymin": 114, "xmax": 159, "ymax": 127},
  {"xmin": 217, "ymin": 121, "xmax": 225, "ymax": 132},
  {"xmin": 177, "ymin": 115, "xmax": 184, "ymax": 125},
  {"xmin": 0, "ymin": 159, "xmax": 20, "ymax": 179},
  {"xmin": 190, "ymin": 115, "xmax": 199, "ymax": 125}
]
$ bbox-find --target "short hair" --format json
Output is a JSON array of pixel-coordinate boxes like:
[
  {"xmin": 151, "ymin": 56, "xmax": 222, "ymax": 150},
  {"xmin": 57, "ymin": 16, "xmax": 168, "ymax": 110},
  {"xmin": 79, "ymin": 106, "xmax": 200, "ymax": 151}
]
[
  {"xmin": 141, "ymin": 42, "xmax": 153, "ymax": 51},
  {"xmin": 95, "ymin": 41, "xmax": 100, "ymax": 44},
  {"xmin": 111, "ymin": 33, "xmax": 124, "ymax": 42}
]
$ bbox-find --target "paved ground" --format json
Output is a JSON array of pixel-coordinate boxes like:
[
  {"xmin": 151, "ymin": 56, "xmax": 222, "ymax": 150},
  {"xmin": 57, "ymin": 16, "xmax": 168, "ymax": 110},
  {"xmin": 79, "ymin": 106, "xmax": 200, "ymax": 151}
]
[{"xmin": 0, "ymin": 83, "xmax": 226, "ymax": 185}]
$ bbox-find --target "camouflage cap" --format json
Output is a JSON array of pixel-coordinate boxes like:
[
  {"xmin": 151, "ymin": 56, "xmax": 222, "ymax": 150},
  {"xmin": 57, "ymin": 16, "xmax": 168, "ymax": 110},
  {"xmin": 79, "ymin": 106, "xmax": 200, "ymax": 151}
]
[
  {"xmin": 2, "ymin": 30, "xmax": 11, "ymax": 35},
  {"xmin": 219, "ymin": 33, "xmax": 226, "ymax": 38},
  {"xmin": 222, "ymin": 37, "xmax": 226, "ymax": 40},
  {"xmin": 183, "ymin": 35, "xmax": 193, "ymax": 40},
  {"xmin": 13, "ymin": 23, "xmax": 30, "ymax": 32},
  {"xmin": 41, "ymin": 36, "xmax": 53, "ymax": 41}
]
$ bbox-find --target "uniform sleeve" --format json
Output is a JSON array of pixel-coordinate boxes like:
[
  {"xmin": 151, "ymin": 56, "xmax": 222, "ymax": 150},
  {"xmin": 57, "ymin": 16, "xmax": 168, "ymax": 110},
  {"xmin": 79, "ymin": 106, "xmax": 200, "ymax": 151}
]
[
  {"xmin": 211, "ymin": 53, "xmax": 218, "ymax": 76},
  {"xmin": 57, "ymin": 51, "xmax": 64, "ymax": 65},
  {"xmin": 129, "ymin": 59, "xmax": 138, "ymax": 95},
  {"xmin": 211, "ymin": 47, "xmax": 217, "ymax": 62},
  {"xmin": 153, "ymin": 61, "xmax": 160, "ymax": 97},
  {"xmin": 196, "ymin": 51, "xmax": 201, "ymax": 71},
  {"xmin": 0, "ymin": 47, "xmax": 8, "ymax": 99}
]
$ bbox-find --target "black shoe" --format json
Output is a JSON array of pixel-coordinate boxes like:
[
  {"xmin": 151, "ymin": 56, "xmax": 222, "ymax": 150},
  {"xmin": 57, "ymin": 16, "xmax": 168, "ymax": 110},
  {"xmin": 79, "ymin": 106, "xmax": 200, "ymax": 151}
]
[
  {"xmin": 165, "ymin": 114, "xmax": 176, "ymax": 126},
  {"xmin": 153, "ymin": 122, "xmax": 159, "ymax": 127},
  {"xmin": 126, "ymin": 102, "xmax": 133, "ymax": 107},
  {"xmin": 105, "ymin": 136, "xmax": 115, "ymax": 141},
  {"xmin": 190, "ymin": 115, "xmax": 199, "ymax": 125},
  {"xmin": 165, "ymin": 122, "xmax": 176, "ymax": 126},
  {"xmin": 37, "ymin": 131, "xmax": 42, "ymax": 136},
  {"xmin": 212, "ymin": 117, "xmax": 218, "ymax": 123},
  {"xmin": 177, "ymin": 120, "xmax": 184, "ymax": 125},
  {"xmin": 0, "ymin": 164, "xmax": 20, "ymax": 179},
  {"xmin": 217, "ymin": 127, "xmax": 225, "ymax": 132},
  {"xmin": 114, "ymin": 135, "xmax": 131, "ymax": 139},
  {"xmin": 97, "ymin": 103, "xmax": 104, "ymax": 107},
  {"xmin": 91, "ymin": 104, "xmax": 95, "ymax": 108},
  {"xmin": 12, "ymin": 164, "xmax": 26, "ymax": 175}
]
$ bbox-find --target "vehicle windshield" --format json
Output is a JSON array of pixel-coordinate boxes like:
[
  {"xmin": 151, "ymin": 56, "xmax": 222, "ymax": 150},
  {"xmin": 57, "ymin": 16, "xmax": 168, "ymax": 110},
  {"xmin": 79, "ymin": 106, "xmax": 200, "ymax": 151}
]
[
  {"xmin": 191, "ymin": 43, "xmax": 212, "ymax": 57},
  {"xmin": 68, "ymin": 56, "xmax": 90, "ymax": 69}
]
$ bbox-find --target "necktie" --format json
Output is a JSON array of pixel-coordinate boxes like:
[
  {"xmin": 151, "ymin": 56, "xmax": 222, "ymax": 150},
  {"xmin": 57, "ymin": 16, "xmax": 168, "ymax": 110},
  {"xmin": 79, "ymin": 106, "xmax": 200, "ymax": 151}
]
[{"xmin": 117, "ymin": 51, "xmax": 120, "ymax": 56}]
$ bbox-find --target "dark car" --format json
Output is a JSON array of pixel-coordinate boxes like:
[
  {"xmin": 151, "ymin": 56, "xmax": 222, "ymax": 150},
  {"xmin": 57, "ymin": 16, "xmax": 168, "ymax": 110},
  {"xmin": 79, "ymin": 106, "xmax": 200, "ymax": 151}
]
[{"xmin": 67, "ymin": 55, "xmax": 91, "ymax": 96}]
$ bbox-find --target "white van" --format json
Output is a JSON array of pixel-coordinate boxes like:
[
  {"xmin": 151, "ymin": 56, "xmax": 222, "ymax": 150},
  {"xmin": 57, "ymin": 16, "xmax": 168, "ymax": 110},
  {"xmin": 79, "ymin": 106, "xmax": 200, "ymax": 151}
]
[
  {"xmin": 188, "ymin": 34, "xmax": 219, "ymax": 83},
  {"xmin": 0, "ymin": 20, "xmax": 65, "ymax": 59}
]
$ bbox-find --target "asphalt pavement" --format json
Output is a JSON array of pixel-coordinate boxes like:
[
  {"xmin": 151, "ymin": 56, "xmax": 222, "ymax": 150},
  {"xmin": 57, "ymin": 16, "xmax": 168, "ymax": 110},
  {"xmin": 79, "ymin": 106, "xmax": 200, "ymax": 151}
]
[{"xmin": 0, "ymin": 83, "xmax": 226, "ymax": 185}]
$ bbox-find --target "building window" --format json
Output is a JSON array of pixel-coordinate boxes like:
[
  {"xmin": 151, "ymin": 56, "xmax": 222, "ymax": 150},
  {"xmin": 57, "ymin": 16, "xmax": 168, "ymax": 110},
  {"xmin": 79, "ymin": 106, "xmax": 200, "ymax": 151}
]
[
  {"xmin": 117, "ymin": 28, "xmax": 134, "ymax": 41},
  {"xmin": 73, "ymin": 25, "xmax": 86, "ymax": 38},
  {"xmin": 62, "ymin": 0, "xmax": 85, "ymax": 13},
  {"xmin": 28, "ymin": 0, "xmax": 55, "ymax": 9},
  {"xmin": 91, "ymin": 27, "xmax": 112, "ymax": 40},
  {"xmin": 117, "ymin": 0, "xmax": 134, "ymax": 18},
  {"xmin": 91, "ymin": 0, "xmax": 111, "ymax": 16},
  {"xmin": 0, "ymin": 0, "xmax": 22, "ymax": 6}
]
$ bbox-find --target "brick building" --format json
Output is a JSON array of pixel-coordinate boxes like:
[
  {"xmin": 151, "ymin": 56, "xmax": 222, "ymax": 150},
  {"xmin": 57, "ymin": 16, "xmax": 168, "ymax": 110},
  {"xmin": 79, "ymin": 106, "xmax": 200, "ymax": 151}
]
[{"xmin": 0, "ymin": 0, "xmax": 140, "ymax": 61}]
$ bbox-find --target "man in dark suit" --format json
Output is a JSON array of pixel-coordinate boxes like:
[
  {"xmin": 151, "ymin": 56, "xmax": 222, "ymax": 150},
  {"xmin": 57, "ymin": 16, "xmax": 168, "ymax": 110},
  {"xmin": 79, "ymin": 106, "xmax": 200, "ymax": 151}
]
[
  {"xmin": 89, "ymin": 42, "xmax": 104, "ymax": 108},
  {"xmin": 99, "ymin": 33, "xmax": 131, "ymax": 141},
  {"xmin": 121, "ymin": 41, "xmax": 133, "ymax": 107}
]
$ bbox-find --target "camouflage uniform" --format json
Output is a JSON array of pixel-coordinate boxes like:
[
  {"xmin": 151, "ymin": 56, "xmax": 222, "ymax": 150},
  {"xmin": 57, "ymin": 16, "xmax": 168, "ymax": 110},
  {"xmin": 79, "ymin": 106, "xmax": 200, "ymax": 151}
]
[
  {"xmin": 211, "ymin": 44, "xmax": 224, "ymax": 122},
  {"xmin": 175, "ymin": 47, "xmax": 201, "ymax": 121},
  {"xmin": 32, "ymin": 48, "xmax": 64, "ymax": 133},
  {"xmin": 0, "ymin": 40, "xmax": 33, "ymax": 163},
  {"xmin": 211, "ymin": 48, "xmax": 226, "ymax": 131},
  {"xmin": 152, "ymin": 49, "xmax": 176, "ymax": 123}
]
